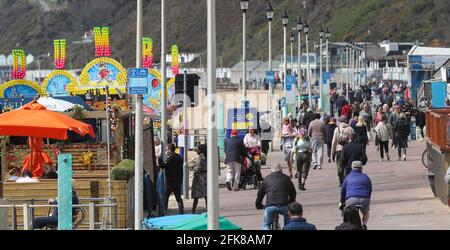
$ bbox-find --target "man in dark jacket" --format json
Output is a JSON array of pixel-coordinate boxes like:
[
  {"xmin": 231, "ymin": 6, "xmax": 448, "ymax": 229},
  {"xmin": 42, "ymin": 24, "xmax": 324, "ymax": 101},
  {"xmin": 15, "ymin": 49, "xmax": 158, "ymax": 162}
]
[
  {"xmin": 340, "ymin": 161, "xmax": 372, "ymax": 230},
  {"xmin": 336, "ymin": 94, "xmax": 346, "ymax": 117},
  {"xmin": 255, "ymin": 164, "xmax": 296, "ymax": 230},
  {"xmin": 283, "ymin": 202, "xmax": 316, "ymax": 230},
  {"xmin": 159, "ymin": 143, "xmax": 184, "ymax": 214},
  {"xmin": 225, "ymin": 130, "xmax": 248, "ymax": 191},
  {"xmin": 301, "ymin": 108, "xmax": 316, "ymax": 129},
  {"xmin": 340, "ymin": 133, "xmax": 365, "ymax": 177}
]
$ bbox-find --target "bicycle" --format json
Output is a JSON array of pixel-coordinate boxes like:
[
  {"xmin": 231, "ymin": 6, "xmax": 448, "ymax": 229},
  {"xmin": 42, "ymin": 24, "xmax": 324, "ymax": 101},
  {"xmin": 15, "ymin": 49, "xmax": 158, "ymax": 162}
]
[
  {"xmin": 421, "ymin": 149, "xmax": 428, "ymax": 169},
  {"xmin": 270, "ymin": 211, "xmax": 281, "ymax": 230}
]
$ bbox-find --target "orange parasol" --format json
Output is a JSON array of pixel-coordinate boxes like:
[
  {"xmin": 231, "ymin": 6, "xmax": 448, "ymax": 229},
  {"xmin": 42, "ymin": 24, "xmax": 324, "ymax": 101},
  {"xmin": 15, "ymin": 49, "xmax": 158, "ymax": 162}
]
[{"xmin": 0, "ymin": 101, "xmax": 96, "ymax": 177}]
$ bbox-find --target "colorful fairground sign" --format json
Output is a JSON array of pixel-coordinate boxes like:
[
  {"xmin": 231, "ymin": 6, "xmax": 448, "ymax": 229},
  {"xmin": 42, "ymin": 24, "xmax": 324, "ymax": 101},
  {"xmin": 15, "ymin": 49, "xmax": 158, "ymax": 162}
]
[
  {"xmin": 0, "ymin": 48, "xmax": 40, "ymax": 98},
  {"xmin": 66, "ymin": 26, "xmax": 127, "ymax": 95},
  {"xmin": 41, "ymin": 39, "xmax": 76, "ymax": 96}
]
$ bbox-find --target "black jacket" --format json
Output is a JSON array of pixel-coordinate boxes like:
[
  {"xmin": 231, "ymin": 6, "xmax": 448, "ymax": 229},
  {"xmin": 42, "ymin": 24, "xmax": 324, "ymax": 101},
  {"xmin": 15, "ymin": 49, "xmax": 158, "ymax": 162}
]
[
  {"xmin": 302, "ymin": 111, "xmax": 316, "ymax": 128},
  {"xmin": 340, "ymin": 142, "xmax": 364, "ymax": 170},
  {"xmin": 335, "ymin": 222, "xmax": 363, "ymax": 230},
  {"xmin": 256, "ymin": 171, "xmax": 296, "ymax": 207},
  {"xmin": 395, "ymin": 118, "xmax": 410, "ymax": 139},
  {"xmin": 159, "ymin": 153, "xmax": 183, "ymax": 184},
  {"xmin": 225, "ymin": 137, "xmax": 247, "ymax": 164},
  {"xmin": 354, "ymin": 125, "xmax": 368, "ymax": 144},
  {"xmin": 326, "ymin": 123, "xmax": 338, "ymax": 144},
  {"xmin": 336, "ymin": 96, "xmax": 346, "ymax": 110}
]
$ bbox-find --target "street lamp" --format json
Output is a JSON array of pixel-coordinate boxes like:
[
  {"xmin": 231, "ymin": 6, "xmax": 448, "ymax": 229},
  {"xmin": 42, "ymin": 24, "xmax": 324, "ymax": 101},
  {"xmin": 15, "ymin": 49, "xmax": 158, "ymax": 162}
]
[
  {"xmin": 346, "ymin": 43, "xmax": 350, "ymax": 101},
  {"xmin": 282, "ymin": 10, "xmax": 289, "ymax": 101},
  {"xmin": 290, "ymin": 32, "xmax": 295, "ymax": 72},
  {"xmin": 319, "ymin": 27, "xmax": 324, "ymax": 110},
  {"xmin": 240, "ymin": 0, "xmax": 248, "ymax": 106},
  {"xmin": 297, "ymin": 17, "xmax": 303, "ymax": 109},
  {"xmin": 325, "ymin": 28, "xmax": 330, "ymax": 73},
  {"xmin": 303, "ymin": 21, "xmax": 311, "ymax": 106},
  {"xmin": 266, "ymin": 1, "xmax": 274, "ymax": 151}
]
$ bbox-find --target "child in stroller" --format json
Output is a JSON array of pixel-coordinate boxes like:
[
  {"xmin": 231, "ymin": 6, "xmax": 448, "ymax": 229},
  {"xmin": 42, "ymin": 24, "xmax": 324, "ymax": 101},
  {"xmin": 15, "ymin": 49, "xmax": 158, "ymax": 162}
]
[{"xmin": 239, "ymin": 148, "xmax": 263, "ymax": 190}]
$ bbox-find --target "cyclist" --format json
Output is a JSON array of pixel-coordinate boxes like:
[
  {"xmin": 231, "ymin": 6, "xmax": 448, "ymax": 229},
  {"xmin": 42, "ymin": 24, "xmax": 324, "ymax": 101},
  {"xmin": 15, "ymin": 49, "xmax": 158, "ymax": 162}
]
[
  {"xmin": 255, "ymin": 164, "xmax": 297, "ymax": 230},
  {"xmin": 283, "ymin": 202, "xmax": 317, "ymax": 230},
  {"xmin": 340, "ymin": 161, "xmax": 372, "ymax": 230}
]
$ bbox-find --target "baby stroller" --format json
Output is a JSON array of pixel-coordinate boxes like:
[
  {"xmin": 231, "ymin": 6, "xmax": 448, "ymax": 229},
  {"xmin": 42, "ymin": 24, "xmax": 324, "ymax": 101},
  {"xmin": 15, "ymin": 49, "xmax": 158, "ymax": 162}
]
[{"xmin": 239, "ymin": 148, "xmax": 263, "ymax": 190}]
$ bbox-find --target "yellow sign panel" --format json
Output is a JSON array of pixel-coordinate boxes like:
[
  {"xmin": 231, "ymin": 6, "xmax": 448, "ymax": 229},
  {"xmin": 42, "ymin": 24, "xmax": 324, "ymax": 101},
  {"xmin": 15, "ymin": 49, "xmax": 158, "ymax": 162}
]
[{"xmin": 231, "ymin": 122, "xmax": 254, "ymax": 130}]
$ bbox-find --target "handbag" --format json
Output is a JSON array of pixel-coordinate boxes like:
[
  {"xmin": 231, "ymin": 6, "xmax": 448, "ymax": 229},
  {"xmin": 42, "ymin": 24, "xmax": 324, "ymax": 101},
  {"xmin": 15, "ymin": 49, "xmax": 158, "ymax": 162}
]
[{"xmin": 375, "ymin": 134, "xmax": 381, "ymax": 146}]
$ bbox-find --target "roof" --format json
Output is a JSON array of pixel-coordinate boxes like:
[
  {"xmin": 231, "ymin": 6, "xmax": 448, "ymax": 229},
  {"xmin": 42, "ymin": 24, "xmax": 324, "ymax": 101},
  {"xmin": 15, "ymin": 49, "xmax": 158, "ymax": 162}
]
[
  {"xmin": 408, "ymin": 46, "xmax": 450, "ymax": 56},
  {"xmin": 231, "ymin": 61, "xmax": 263, "ymax": 71}
]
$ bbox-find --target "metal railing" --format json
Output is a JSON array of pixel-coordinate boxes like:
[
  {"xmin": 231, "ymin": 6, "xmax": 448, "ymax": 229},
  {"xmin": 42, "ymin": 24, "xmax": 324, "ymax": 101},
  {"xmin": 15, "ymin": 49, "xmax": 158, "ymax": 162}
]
[{"xmin": 0, "ymin": 197, "xmax": 118, "ymax": 230}]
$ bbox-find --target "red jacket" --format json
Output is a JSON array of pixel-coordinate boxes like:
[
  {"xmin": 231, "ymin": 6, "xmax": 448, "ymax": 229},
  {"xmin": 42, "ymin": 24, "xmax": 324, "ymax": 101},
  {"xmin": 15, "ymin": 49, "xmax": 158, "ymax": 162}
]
[{"xmin": 341, "ymin": 104, "xmax": 351, "ymax": 117}]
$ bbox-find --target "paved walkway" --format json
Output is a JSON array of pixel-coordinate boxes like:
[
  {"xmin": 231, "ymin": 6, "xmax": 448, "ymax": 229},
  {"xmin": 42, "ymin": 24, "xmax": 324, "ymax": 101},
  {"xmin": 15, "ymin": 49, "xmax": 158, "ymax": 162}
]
[{"xmin": 168, "ymin": 140, "xmax": 450, "ymax": 230}]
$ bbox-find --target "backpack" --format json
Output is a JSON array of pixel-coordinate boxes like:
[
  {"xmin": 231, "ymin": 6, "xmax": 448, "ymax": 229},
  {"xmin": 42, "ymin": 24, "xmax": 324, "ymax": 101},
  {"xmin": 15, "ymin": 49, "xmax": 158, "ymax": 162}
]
[{"xmin": 337, "ymin": 127, "xmax": 349, "ymax": 146}]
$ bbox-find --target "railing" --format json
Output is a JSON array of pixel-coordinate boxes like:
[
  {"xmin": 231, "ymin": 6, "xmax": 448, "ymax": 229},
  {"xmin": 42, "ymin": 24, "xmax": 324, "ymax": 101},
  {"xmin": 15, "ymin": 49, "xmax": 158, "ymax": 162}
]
[
  {"xmin": 425, "ymin": 108, "xmax": 450, "ymax": 151},
  {"xmin": 0, "ymin": 197, "xmax": 118, "ymax": 230}
]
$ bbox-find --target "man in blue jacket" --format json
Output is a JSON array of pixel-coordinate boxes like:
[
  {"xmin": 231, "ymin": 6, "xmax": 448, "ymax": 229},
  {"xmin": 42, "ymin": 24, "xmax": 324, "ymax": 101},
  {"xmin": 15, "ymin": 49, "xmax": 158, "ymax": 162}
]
[
  {"xmin": 340, "ymin": 161, "xmax": 372, "ymax": 230},
  {"xmin": 283, "ymin": 202, "xmax": 316, "ymax": 230}
]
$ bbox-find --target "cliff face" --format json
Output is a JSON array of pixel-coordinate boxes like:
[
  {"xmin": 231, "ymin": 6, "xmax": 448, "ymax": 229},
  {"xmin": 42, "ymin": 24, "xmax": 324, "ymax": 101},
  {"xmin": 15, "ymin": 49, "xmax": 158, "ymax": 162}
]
[{"xmin": 0, "ymin": 0, "xmax": 443, "ymax": 68}]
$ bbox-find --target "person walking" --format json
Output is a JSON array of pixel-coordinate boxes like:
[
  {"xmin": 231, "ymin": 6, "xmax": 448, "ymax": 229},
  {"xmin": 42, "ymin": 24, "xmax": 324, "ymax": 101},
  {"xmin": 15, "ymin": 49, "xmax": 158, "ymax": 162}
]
[
  {"xmin": 395, "ymin": 113, "xmax": 410, "ymax": 161},
  {"xmin": 325, "ymin": 118, "xmax": 338, "ymax": 163},
  {"xmin": 255, "ymin": 164, "xmax": 297, "ymax": 230},
  {"xmin": 389, "ymin": 105, "xmax": 401, "ymax": 149},
  {"xmin": 340, "ymin": 133, "xmax": 366, "ymax": 178},
  {"xmin": 283, "ymin": 202, "xmax": 317, "ymax": 230},
  {"xmin": 308, "ymin": 113, "xmax": 327, "ymax": 170},
  {"xmin": 225, "ymin": 130, "xmax": 248, "ymax": 191},
  {"xmin": 281, "ymin": 118, "xmax": 296, "ymax": 178},
  {"xmin": 335, "ymin": 206, "xmax": 364, "ymax": 230},
  {"xmin": 158, "ymin": 143, "xmax": 184, "ymax": 214},
  {"xmin": 191, "ymin": 144, "xmax": 207, "ymax": 214},
  {"xmin": 375, "ymin": 115, "xmax": 390, "ymax": 162},
  {"xmin": 332, "ymin": 116, "xmax": 355, "ymax": 186},
  {"xmin": 340, "ymin": 161, "xmax": 372, "ymax": 230},
  {"xmin": 336, "ymin": 94, "xmax": 346, "ymax": 117},
  {"xmin": 292, "ymin": 128, "xmax": 312, "ymax": 191},
  {"xmin": 354, "ymin": 116, "xmax": 369, "ymax": 155}
]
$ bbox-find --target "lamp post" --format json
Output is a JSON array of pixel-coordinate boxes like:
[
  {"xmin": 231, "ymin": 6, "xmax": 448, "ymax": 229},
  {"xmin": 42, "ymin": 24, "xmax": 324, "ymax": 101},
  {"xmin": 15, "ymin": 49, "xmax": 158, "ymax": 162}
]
[
  {"xmin": 240, "ymin": 0, "xmax": 248, "ymax": 106},
  {"xmin": 326, "ymin": 28, "xmax": 330, "ymax": 74},
  {"xmin": 207, "ymin": 0, "xmax": 218, "ymax": 230},
  {"xmin": 297, "ymin": 17, "xmax": 303, "ymax": 109},
  {"xmin": 346, "ymin": 43, "xmax": 350, "ymax": 101},
  {"xmin": 304, "ymin": 21, "xmax": 311, "ymax": 106},
  {"xmin": 319, "ymin": 27, "xmax": 324, "ymax": 110},
  {"xmin": 134, "ymin": 0, "xmax": 143, "ymax": 230},
  {"xmin": 282, "ymin": 10, "xmax": 289, "ymax": 101},
  {"xmin": 266, "ymin": 2, "xmax": 274, "ymax": 151},
  {"xmin": 290, "ymin": 32, "xmax": 295, "ymax": 73}
]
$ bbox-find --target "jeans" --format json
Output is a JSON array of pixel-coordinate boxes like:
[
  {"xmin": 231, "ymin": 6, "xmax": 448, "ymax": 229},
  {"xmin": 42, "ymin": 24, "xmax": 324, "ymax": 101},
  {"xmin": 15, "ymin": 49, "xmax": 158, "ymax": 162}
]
[
  {"xmin": 226, "ymin": 162, "xmax": 242, "ymax": 190},
  {"xmin": 327, "ymin": 142, "xmax": 333, "ymax": 160},
  {"xmin": 311, "ymin": 138, "xmax": 324, "ymax": 167},
  {"xmin": 379, "ymin": 141, "xmax": 389, "ymax": 159},
  {"xmin": 263, "ymin": 204, "xmax": 289, "ymax": 230},
  {"xmin": 295, "ymin": 152, "xmax": 311, "ymax": 179},
  {"xmin": 336, "ymin": 151, "xmax": 344, "ymax": 185}
]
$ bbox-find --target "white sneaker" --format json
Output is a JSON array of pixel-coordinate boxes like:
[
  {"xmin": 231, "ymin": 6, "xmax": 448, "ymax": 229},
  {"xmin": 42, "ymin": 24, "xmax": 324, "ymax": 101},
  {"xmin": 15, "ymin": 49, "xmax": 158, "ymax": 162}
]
[{"xmin": 380, "ymin": 159, "xmax": 384, "ymax": 162}]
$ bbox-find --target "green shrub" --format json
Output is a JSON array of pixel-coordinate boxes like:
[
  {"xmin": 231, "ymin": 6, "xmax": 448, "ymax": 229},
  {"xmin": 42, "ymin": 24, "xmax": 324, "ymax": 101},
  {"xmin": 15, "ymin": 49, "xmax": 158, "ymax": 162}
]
[{"xmin": 111, "ymin": 159, "xmax": 135, "ymax": 181}]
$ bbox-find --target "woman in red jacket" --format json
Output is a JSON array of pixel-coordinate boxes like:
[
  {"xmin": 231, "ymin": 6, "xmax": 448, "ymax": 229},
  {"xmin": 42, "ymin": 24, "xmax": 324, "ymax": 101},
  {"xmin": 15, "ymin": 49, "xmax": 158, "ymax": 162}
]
[{"xmin": 341, "ymin": 101, "xmax": 351, "ymax": 117}]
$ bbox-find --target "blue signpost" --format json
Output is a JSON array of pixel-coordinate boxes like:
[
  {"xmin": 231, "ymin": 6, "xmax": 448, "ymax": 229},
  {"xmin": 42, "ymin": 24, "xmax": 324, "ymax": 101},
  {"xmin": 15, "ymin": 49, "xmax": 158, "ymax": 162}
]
[
  {"xmin": 58, "ymin": 154, "xmax": 73, "ymax": 230},
  {"xmin": 127, "ymin": 68, "xmax": 149, "ymax": 95},
  {"xmin": 266, "ymin": 71, "xmax": 275, "ymax": 86}
]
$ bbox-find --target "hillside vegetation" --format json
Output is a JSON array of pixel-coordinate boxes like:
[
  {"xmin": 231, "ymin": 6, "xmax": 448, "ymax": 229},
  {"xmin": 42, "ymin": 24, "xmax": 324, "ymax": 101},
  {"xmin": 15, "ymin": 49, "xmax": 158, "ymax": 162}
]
[{"xmin": 0, "ymin": 0, "xmax": 446, "ymax": 68}]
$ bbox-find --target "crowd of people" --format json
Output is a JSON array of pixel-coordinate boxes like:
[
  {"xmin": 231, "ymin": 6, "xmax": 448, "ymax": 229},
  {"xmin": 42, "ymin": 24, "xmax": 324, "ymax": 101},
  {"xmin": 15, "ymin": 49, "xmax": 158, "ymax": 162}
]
[{"xmin": 252, "ymin": 79, "xmax": 426, "ymax": 230}]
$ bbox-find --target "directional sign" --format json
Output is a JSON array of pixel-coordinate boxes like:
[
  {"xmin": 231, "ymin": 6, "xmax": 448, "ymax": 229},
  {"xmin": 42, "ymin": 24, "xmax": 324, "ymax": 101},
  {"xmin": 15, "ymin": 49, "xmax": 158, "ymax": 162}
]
[
  {"xmin": 266, "ymin": 71, "xmax": 275, "ymax": 86},
  {"xmin": 128, "ymin": 68, "xmax": 149, "ymax": 95}
]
